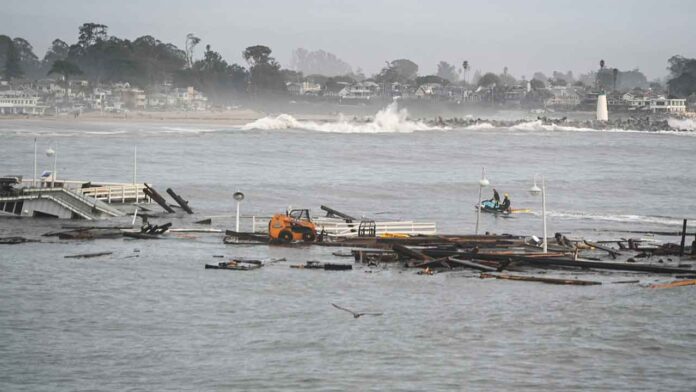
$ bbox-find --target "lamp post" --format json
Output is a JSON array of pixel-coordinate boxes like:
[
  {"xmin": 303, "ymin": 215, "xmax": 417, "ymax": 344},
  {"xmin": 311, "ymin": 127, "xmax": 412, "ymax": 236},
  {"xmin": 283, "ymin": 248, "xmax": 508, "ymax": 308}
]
[
  {"xmin": 46, "ymin": 147, "xmax": 57, "ymax": 188},
  {"xmin": 475, "ymin": 168, "xmax": 490, "ymax": 235},
  {"xmin": 33, "ymin": 138, "xmax": 37, "ymax": 187},
  {"xmin": 529, "ymin": 175, "xmax": 547, "ymax": 253},
  {"xmin": 233, "ymin": 190, "xmax": 245, "ymax": 232}
]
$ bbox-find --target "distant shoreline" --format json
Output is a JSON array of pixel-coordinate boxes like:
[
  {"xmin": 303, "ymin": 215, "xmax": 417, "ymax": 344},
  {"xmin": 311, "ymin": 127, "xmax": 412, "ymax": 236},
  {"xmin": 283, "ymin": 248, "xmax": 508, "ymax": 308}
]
[{"xmin": 0, "ymin": 109, "xmax": 345, "ymax": 125}]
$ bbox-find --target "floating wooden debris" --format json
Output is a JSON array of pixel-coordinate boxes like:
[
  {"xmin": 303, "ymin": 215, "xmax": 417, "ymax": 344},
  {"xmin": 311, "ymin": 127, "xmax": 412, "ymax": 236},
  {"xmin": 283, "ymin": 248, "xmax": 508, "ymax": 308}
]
[
  {"xmin": 64, "ymin": 251, "xmax": 113, "ymax": 259},
  {"xmin": 205, "ymin": 259, "xmax": 263, "ymax": 270},
  {"xmin": 291, "ymin": 261, "xmax": 352, "ymax": 270},
  {"xmin": 480, "ymin": 273, "xmax": 601, "ymax": 286},
  {"xmin": 649, "ymin": 279, "xmax": 696, "ymax": 289},
  {"xmin": 0, "ymin": 236, "xmax": 39, "ymax": 245},
  {"xmin": 194, "ymin": 218, "xmax": 212, "ymax": 225},
  {"xmin": 611, "ymin": 280, "xmax": 640, "ymax": 284},
  {"xmin": 416, "ymin": 248, "xmax": 695, "ymax": 274}
]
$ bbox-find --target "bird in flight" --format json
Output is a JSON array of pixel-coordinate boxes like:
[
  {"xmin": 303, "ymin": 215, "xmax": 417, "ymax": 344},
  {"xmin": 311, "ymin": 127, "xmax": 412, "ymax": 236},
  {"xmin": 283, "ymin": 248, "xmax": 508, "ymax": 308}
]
[{"xmin": 331, "ymin": 303, "xmax": 383, "ymax": 318}]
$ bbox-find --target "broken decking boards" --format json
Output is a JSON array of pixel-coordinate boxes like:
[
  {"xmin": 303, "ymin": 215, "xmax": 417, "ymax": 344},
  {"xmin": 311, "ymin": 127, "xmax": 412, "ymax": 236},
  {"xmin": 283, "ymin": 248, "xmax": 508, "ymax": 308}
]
[
  {"xmin": 418, "ymin": 248, "xmax": 694, "ymax": 274},
  {"xmin": 166, "ymin": 188, "xmax": 193, "ymax": 214},
  {"xmin": 480, "ymin": 273, "xmax": 602, "ymax": 286},
  {"xmin": 290, "ymin": 262, "xmax": 353, "ymax": 270},
  {"xmin": 392, "ymin": 244, "xmax": 431, "ymax": 261},
  {"xmin": 143, "ymin": 183, "xmax": 175, "ymax": 213},
  {"xmin": 584, "ymin": 240, "xmax": 622, "ymax": 259}
]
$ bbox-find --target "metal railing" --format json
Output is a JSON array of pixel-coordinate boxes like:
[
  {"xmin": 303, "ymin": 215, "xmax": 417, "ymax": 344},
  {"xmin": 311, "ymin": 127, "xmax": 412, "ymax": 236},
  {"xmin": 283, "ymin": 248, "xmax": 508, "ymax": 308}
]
[
  {"xmin": 80, "ymin": 184, "xmax": 148, "ymax": 204},
  {"xmin": 313, "ymin": 219, "xmax": 437, "ymax": 237}
]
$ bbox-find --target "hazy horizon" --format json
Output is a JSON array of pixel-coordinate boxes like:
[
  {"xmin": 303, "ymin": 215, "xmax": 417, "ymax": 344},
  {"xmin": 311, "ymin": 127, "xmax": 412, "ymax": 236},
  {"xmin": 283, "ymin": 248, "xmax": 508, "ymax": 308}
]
[{"xmin": 2, "ymin": 0, "xmax": 695, "ymax": 80}]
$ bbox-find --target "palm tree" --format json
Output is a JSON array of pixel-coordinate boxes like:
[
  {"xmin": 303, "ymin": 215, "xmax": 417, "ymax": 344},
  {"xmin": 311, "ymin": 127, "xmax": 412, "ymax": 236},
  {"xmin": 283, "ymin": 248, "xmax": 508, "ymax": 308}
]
[{"xmin": 47, "ymin": 60, "xmax": 83, "ymax": 103}]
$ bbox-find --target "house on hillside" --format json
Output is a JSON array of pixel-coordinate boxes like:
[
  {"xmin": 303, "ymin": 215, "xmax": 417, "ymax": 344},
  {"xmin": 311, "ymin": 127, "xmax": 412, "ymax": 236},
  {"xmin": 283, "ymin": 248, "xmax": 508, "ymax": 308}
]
[
  {"xmin": 545, "ymin": 86, "xmax": 581, "ymax": 108},
  {"xmin": 0, "ymin": 90, "xmax": 47, "ymax": 115}
]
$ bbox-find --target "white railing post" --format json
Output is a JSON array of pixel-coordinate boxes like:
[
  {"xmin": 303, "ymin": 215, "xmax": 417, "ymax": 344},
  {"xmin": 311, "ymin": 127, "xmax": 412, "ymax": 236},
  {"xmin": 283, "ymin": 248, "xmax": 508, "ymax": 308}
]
[
  {"xmin": 107, "ymin": 187, "xmax": 112, "ymax": 203},
  {"xmin": 252, "ymin": 216, "xmax": 256, "ymax": 233},
  {"xmin": 122, "ymin": 186, "xmax": 126, "ymax": 202}
]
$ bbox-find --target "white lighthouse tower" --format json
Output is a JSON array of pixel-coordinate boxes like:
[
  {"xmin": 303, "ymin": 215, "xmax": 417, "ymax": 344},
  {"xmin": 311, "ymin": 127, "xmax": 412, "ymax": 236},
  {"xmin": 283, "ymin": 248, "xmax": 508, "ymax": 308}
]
[{"xmin": 596, "ymin": 93, "xmax": 608, "ymax": 121}]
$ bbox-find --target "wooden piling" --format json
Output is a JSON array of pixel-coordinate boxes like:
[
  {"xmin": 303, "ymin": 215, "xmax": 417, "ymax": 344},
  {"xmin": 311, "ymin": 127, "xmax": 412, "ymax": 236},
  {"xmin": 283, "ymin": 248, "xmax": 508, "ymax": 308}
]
[
  {"xmin": 166, "ymin": 188, "xmax": 193, "ymax": 214},
  {"xmin": 143, "ymin": 183, "xmax": 174, "ymax": 213},
  {"xmin": 679, "ymin": 219, "xmax": 687, "ymax": 257}
]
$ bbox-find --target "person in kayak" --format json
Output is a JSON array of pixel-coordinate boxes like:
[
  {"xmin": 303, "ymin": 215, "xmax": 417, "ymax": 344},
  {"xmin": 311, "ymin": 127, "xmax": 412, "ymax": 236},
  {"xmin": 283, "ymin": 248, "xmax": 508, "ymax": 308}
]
[{"xmin": 499, "ymin": 193, "xmax": 511, "ymax": 212}]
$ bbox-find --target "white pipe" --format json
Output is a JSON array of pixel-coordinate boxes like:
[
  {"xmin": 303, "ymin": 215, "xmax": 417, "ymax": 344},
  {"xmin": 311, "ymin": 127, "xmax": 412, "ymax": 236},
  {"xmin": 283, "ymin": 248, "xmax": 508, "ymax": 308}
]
[
  {"xmin": 475, "ymin": 182, "xmax": 482, "ymax": 235},
  {"xmin": 52, "ymin": 150, "xmax": 57, "ymax": 188},
  {"xmin": 235, "ymin": 201, "xmax": 241, "ymax": 232},
  {"xmin": 542, "ymin": 177, "xmax": 547, "ymax": 253},
  {"xmin": 133, "ymin": 146, "xmax": 137, "ymax": 185},
  {"xmin": 33, "ymin": 138, "xmax": 37, "ymax": 187}
]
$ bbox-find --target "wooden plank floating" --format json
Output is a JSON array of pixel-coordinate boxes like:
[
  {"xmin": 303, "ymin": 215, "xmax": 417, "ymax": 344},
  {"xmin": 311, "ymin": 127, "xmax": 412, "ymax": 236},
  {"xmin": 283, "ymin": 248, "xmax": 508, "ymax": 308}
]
[
  {"xmin": 649, "ymin": 279, "xmax": 696, "ymax": 289},
  {"xmin": 64, "ymin": 251, "xmax": 113, "ymax": 259},
  {"xmin": 480, "ymin": 273, "xmax": 602, "ymax": 286},
  {"xmin": 290, "ymin": 261, "xmax": 353, "ymax": 270}
]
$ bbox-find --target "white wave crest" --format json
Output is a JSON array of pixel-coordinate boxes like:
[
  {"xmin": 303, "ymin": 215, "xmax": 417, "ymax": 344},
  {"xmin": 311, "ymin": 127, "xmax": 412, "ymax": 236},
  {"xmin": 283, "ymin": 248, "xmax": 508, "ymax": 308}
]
[
  {"xmin": 241, "ymin": 102, "xmax": 442, "ymax": 133},
  {"xmin": 543, "ymin": 210, "xmax": 694, "ymax": 227},
  {"xmin": 464, "ymin": 122, "xmax": 495, "ymax": 130},
  {"xmin": 668, "ymin": 118, "xmax": 696, "ymax": 131},
  {"xmin": 509, "ymin": 120, "xmax": 696, "ymax": 137}
]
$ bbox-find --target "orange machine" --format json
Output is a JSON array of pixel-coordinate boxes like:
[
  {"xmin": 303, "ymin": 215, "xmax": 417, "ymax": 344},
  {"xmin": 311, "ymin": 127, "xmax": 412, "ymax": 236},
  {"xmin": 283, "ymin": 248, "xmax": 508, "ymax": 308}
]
[{"xmin": 268, "ymin": 209, "xmax": 317, "ymax": 243}]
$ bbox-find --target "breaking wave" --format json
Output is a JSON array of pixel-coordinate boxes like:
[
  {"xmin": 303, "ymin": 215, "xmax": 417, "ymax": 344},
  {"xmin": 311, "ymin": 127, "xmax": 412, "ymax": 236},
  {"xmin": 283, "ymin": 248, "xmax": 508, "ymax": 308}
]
[
  {"xmin": 543, "ymin": 210, "xmax": 694, "ymax": 227},
  {"xmin": 241, "ymin": 102, "xmax": 443, "ymax": 133},
  {"xmin": 464, "ymin": 122, "xmax": 495, "ymax": 130},
  {"xmin": 668, "ymin": 118, "xmax": 696, "ymax": 131},
  {"xmin": 508, "ymin": 120, "xmax": 696, "ymax": 137}
]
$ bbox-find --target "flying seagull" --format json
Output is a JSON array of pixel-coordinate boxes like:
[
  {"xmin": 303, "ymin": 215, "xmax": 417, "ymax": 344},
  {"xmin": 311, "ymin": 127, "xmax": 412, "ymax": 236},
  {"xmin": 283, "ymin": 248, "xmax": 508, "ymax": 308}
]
[{"xmin": 331, "ymin": 303, "xmax": 383, "ymax": 318}]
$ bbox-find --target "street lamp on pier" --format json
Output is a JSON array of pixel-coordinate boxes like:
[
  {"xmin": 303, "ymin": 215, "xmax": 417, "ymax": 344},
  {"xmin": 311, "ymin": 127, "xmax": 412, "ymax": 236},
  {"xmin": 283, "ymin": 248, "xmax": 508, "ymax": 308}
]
[
  {"xmin": 45, "ymin": 147, "xmax": 57, "ymax": 188},
  {"xmin": 529, "ymin": 175, "xmax": 547, "ymax": 253},
  {"xmin": 233, "ymin": 190, "xmax": 245, "ymax": 232},
  {"xmin": 475, "ymin": 168, "xmax": 490, "ymax": 235}
]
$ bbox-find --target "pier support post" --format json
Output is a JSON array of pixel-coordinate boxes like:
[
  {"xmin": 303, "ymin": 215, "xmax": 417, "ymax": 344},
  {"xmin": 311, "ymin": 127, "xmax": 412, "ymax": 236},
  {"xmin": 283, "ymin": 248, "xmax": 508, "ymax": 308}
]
[{"xmin": 679, "ymin": 219, "xmax": 687, "ymax": 257}]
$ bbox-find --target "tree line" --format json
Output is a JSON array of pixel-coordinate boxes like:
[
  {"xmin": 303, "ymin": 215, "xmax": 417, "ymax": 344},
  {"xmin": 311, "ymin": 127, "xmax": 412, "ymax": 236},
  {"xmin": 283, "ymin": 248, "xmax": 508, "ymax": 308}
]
[{"xmin": 2, "ymin": 23, "xmax": 696, "ymax": 103}]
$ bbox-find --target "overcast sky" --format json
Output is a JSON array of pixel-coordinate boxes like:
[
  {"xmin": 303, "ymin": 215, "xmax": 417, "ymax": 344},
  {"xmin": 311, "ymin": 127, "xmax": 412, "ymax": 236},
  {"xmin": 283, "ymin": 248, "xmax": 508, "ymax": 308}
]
[{"xmin": 2, "ymin": 0, "xmax": 695, "ymax": 79}]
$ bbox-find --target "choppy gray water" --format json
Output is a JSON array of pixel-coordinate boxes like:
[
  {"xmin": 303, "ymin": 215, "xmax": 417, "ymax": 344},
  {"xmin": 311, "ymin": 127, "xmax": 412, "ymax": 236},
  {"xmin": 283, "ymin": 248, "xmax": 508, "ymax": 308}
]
[{"xmin": 1, "ymin": 116, "xmax": 696, "ymax": 391}]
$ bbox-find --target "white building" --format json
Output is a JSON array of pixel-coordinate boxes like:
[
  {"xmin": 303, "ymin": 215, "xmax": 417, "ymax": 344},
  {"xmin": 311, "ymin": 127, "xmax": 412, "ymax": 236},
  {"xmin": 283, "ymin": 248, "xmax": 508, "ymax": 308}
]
[
  {"xmin": 0, "ymin": 90, "xmax": 47, "ymax": 115},
  {"xmin": 172, "ymin": 87, "xmax": 208, "ymax": 110},
  {"xmin": 545, "ymin": 86, "xmax": 581, "ymax": 107},
  {"xmin": 623, "ymin": 93, "xmax": 686, "ymax": 113},
  {"xmin": 339, "ymin": 82, "xmax": 375, "ymax": 99},
  {"xmin": 648, "ymin": 97, "xmax": 686, "ymax": 113}
]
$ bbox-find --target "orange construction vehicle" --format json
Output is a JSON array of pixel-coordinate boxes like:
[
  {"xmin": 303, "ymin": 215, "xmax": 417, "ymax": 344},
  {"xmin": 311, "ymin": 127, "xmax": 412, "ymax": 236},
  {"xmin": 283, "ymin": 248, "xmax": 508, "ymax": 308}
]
[{"xmin": 268, "ymin": 209, "xmax": 317, "ymax": 243}]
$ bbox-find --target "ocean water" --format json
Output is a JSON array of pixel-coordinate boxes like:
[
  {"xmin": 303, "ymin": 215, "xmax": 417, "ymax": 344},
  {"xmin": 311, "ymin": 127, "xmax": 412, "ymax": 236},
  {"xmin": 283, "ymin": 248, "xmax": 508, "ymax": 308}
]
[{"xmin": 1, "ymin": 108, "xmax": 696, "ymax": 391}]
